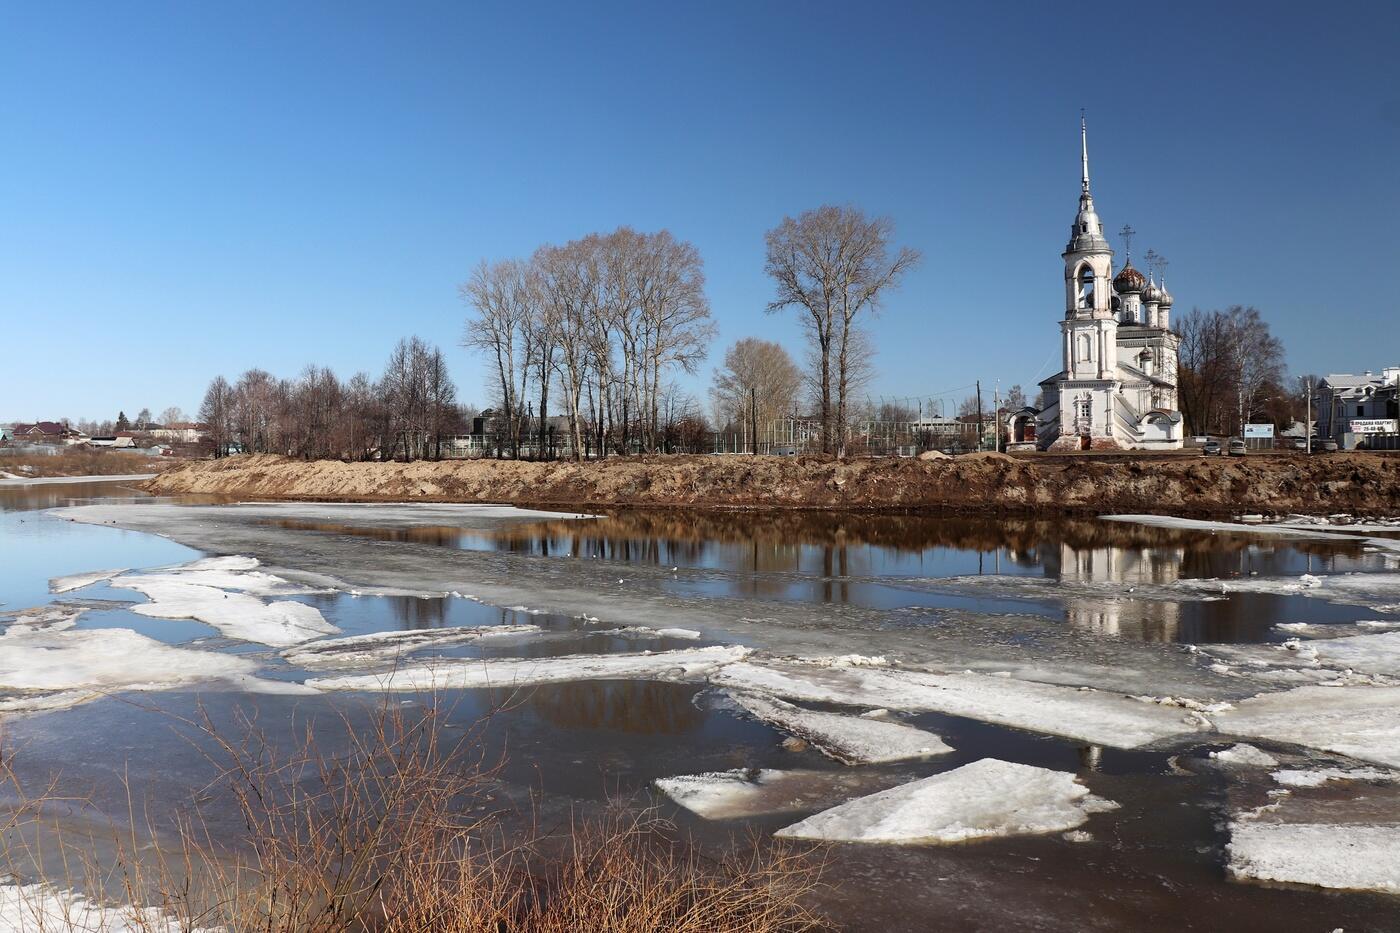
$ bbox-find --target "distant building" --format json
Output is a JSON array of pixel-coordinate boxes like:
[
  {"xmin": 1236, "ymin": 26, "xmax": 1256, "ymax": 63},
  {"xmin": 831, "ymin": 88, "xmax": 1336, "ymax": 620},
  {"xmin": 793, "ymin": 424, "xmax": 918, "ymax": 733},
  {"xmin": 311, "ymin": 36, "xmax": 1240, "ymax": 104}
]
[
  {"xmin": 1035, "ymin": 120, "xmax": 1183, "ymax": 451},
  {"xmin": 11, "ymin": 421, "xmax": 88, "ymax": 445},
  {"xmin": 1316, "ymin": 369, "xmax": 1400, "ymax": 447},
  {"xmin": 89, "ymin": 435, "xmax": 138, "ymax": 449},
  {"xmin": 149, "ymin": 422, "xmax": 207, "ymax": 443}
]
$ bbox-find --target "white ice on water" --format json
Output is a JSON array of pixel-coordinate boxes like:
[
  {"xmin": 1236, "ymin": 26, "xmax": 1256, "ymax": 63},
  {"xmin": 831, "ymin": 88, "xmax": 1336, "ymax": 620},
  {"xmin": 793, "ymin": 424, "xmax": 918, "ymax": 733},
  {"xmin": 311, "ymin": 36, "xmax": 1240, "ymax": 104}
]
[
  {"xmin": 713, "ymin": 661, "xmax": 1203, "ymax": 749},
  {"xmin": 48, "ymin": 568, "xmax": 127, "ymax": 594},
  {"xmin": 1215, "ymin": 684, "xmax": 1400, "ymax": 768},
  {"xmin": 1227, "ymin": 822, "xmax": 1400, "ymax": 894},
  {"xmin": 307, "ymin": 645, "xmax": 751, "ymax": 692},
  {"xmin": 1270, "ymin": 767, "xmax": 1400, "ymax": 788},
  {"xmin": 0, "ymin": 605, "xmax": 85, "ymax": 636},
  {"xmin": 729, "ymin": 691, "xmax": 951, "ymax": 764},
  {"xmin": 112, "ymin": 578, "xmax": 338, "ymax": 647},
  {"xmin": 1209, "ymin": 744, "xmax": 1280, "ymax": 768},
  {"xmin": 654, "ymin": 768, "xmax": 879, "ymax": 820},
  {"xmin": 0, "ymin": 881, "xmax": 210, "ymax": 933},
  {"xmin": 0, "ymin": 627, "xmax": 312, "ymax": 712},
  {"xmin": 773, "ymin": 758, "xmax": 1117, "ymax": 845},
  {"xmin": 282, "ymin": 624, "xmax": 543, "ymax": 667}
]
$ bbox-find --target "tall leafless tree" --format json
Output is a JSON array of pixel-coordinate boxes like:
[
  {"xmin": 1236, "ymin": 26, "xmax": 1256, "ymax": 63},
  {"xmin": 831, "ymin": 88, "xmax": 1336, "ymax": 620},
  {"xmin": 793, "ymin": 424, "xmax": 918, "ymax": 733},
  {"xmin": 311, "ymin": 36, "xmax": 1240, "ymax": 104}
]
[
  {"xmin": 710, "ymin": 338, "xmax": 802, "ymax": 434},
  {"xmin": 764, "ymin": 205, "xmax": 919, "ymax": 454}
]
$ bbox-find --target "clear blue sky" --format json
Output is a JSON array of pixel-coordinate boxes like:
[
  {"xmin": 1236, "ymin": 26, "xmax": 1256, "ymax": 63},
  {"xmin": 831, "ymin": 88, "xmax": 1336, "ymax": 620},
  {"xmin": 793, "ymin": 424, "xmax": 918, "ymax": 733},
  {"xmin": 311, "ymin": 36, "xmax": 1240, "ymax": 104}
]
[{"xmin": 4, "ymin": 0, "xmax": 1398, "ymax": 422}]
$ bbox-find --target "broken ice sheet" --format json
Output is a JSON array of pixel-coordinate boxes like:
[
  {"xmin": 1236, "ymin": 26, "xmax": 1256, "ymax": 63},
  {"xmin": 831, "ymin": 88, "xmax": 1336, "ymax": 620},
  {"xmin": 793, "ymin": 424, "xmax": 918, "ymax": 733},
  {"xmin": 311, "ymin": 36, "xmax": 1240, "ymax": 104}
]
[
  {"xmin": 1214, "ymin": 684, "xmax": 1400, "ymax": 768},
  {"xmin": 774, "ymin": 758, "xmax": 1117, "ymax": 845},
  {"xmin": 728, "ymin": 691, "xmax": 951, "ymax": 764},
  {"xmin": 654, "ymin": 768, "xmax": 893, "ymax": 820},
  {"xmin": 282, "ymin": 624, "xmax": 542, "ymax": 668},
  {"xmin": 306, "ymin": 645, "xmax": 751, "ymax": 692},
  {"xmin": 1227, "ymin": 823, "xmax": 1400, "ymax": 894},
  {"xmin": 0, "ymin": 626, "xmax": 312, "ymax": 712},
  {"xmin": 48, "ymin": 568, "xmax": 127, "ymax": 594},
  {"xmin": 110, "ymin": 579, "xmax": 337, "ymax": 647},
  {"xmin": 1209, "ymin": 744, "xmax": 1280, "ymax": 768},
  {"xmin": 713, "ymin": 661, "xmax": 1203, "ymax": 749}
]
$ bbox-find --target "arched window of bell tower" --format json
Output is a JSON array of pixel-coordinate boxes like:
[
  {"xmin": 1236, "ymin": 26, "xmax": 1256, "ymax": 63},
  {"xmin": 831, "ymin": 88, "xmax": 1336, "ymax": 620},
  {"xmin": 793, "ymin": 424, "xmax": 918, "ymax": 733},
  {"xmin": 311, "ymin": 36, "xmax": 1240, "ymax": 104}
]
[{"xmin": 1077, "ymin": 265, "xmax": 1095, "ymax": 310}]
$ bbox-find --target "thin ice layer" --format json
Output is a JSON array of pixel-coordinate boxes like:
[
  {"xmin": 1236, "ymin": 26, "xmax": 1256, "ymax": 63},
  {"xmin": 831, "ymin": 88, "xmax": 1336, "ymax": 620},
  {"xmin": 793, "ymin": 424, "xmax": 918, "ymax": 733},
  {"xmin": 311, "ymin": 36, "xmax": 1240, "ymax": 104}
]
[
  {"xmin": 0, "ymin": 627, "xmax": 311, "ymax": 712},
  {"xmin": 774, "ymin": 758, "xmax": 1117, "ymax": 844},
  {"xmin": 713, "ymin": 662, "xmax": 1202, "ymax": 749},
  {"xmin": 116, "ymin": 555, "xmax": 322, "ymax": 597},
  {"xmin": 308, "ymin": 645, "xmax": 751, "ymax": 692},
  {"xmin": 730, "ymin": 691, "xmax": 951, "ymax": 764},
  {"xmin": 654, "ymin": 768, "xmax": 882, "ymax": 820},
  {"xmin": 49, "ymin": 568, "xmax": 127, "ymax": 594},
  {"xmin": 111, "ymin": 578, "xmax": 337, "ymax": 646},
  {"xmin": 283, "ymin": 624, "xmax": 542, "ymax": 667},
  {"xmin": 1216, "ymin": 685, "xmax": 1400, "ymax": 768},
  {"xmin": 1227, "ymin": 822, "xmax": 1400, "ymax": 893}
]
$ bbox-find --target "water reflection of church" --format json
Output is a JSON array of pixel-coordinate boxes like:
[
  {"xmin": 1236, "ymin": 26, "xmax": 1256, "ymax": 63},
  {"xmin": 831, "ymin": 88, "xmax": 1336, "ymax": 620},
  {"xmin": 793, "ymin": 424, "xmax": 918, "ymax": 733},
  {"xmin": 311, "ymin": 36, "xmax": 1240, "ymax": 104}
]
[{"xmin": 1048, "ymin": 541, "xmax": 1186, "ymax": 641}]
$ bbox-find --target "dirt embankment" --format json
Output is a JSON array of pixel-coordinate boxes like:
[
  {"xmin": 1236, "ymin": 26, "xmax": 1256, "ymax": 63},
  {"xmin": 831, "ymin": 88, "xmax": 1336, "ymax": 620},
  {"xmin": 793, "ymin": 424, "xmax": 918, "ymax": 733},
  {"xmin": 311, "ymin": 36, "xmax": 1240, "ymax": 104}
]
[{"xmin": 143, "ymin": 452, "xmax": 1400, "ymax": 516}]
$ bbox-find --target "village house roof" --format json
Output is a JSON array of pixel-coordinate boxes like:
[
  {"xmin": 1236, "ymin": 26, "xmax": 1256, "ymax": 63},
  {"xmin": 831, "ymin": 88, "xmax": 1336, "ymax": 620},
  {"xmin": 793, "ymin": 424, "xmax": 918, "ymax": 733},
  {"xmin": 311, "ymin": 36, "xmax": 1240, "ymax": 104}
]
[{"xmin": 12, "ymin": 421, "xmax": 81, "ymax": 436}]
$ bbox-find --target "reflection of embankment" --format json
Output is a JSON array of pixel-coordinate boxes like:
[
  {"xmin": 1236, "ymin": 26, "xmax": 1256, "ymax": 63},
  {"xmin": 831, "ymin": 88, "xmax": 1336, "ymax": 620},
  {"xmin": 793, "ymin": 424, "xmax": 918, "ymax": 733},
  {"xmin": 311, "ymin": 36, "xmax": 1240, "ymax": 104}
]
[
  {"xmin": 488, "ymin": 680, "xmax": 707, "ymax": 734},
  {"xmin": 146, "ymin": 451, "xmax": 1400, "ymax": 516}
]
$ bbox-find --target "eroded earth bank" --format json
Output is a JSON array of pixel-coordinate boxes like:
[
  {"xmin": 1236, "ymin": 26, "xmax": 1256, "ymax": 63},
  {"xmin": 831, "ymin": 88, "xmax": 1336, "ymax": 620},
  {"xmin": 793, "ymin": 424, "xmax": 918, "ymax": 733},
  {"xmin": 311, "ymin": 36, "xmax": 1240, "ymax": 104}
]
[{"xmin": 145, "ymin": 451, "xmax": 1400, "ymax": 516}]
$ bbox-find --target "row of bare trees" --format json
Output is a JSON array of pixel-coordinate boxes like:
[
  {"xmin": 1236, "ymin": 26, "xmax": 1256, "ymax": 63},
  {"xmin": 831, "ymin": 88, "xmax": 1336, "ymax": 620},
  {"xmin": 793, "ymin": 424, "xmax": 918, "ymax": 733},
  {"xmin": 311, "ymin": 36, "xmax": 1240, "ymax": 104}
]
[
  {"xmin": 1176, "ymin": 306, "xmax": 1288, "ymax": 435},
  {"xmin": 198, "ymin": 337, "xmax": 460, "ymax": 461},
  {"xmin": 462, "ymin": 227, "xmax": 715, "ymax": 460}
]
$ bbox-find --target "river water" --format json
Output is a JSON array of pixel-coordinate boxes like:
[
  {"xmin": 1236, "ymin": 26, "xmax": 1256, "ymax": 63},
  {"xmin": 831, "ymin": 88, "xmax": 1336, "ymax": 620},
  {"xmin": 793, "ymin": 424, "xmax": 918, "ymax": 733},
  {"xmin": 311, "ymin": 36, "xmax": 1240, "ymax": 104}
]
[{"xmin": 1, "ymin": 480, "xmax": 1398, "ymax": 931}]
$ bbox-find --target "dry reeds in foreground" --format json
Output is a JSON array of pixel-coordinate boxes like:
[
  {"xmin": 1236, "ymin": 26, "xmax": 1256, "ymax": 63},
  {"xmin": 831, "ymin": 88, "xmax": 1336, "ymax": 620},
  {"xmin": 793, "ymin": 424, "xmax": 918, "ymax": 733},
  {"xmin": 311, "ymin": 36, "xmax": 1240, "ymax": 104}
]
[{"xmin": 4, "ymin": 698, "xmax": 828, "ymax": 932}]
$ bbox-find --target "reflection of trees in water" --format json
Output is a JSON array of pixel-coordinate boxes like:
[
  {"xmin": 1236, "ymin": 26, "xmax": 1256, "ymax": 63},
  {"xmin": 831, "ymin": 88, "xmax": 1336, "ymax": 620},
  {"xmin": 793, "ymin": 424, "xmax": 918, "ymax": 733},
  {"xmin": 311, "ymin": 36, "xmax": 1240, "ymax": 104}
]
[
  {"xmin": 485, "ymin": 681, "xmax": 704, "ymax": 734},
  {"xmin": 390, "ymin": 595, "xmax": 448, "ymax": 630}
]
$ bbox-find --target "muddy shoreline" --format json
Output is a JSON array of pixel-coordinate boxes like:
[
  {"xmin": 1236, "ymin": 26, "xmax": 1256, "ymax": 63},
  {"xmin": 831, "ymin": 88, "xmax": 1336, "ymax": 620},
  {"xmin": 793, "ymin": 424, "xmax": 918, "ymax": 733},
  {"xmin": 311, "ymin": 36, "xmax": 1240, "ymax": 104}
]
[{"xmin": 144, "ymin": 452, "xmax": 1400, "ymax": 517}]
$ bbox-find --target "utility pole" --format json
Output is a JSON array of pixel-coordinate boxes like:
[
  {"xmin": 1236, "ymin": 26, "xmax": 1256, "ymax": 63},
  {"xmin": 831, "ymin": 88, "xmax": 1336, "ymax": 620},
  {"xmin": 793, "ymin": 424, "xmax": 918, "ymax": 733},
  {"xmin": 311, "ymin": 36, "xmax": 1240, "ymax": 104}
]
[
  {"xmin": 994, "ymin": 382, "xmax": 1001, "ymax": 453},
  {"xmin": 1306, "ymin": 378, "xmax": 1313, "ymax": 454},
  {"xmin": 751, "ymin": 386, "xmax": 757, "ymax": 455},
  {"xmin": 975, "ymin": 380, "xmax": 984, "ymax": 452}
]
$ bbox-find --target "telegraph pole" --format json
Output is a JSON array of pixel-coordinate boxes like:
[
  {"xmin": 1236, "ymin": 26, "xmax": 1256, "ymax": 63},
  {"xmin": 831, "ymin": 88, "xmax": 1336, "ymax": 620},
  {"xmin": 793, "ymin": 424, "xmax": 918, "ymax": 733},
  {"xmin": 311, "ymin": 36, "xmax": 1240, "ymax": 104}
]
[
  {"xmin": 976, "ymin": 380, "xmax": 984, "ymax": 451},
  {"xmin": 1306, "ymin": 378, "xmax": 1313, "ymax": 454}
]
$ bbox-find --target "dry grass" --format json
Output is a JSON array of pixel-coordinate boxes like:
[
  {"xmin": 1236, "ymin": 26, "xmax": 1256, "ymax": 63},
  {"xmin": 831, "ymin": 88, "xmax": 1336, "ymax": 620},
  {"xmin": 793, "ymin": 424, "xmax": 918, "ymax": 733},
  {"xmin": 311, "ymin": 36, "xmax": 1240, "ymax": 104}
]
[
  {"xmin": 0, "ymin": 699, "xmax": 827, "ymax": 932},
  {"xmin": 0, "ymin": 448, "xmax": 169, "ymax": 478}
]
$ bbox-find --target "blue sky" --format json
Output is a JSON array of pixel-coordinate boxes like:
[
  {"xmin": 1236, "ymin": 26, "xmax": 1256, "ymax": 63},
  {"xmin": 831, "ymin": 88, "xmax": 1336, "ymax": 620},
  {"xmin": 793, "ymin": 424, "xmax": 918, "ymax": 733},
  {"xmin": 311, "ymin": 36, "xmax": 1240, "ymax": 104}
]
[{"xmin": 3, "ymin": 1, "xmax": 1398, "ymax": 421}]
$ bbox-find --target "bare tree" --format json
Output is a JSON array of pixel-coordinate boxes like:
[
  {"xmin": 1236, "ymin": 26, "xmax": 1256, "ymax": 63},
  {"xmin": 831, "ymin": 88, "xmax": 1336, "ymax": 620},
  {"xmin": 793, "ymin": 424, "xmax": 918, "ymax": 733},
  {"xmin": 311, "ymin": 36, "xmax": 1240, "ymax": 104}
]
[
  {"xmin": 199, "ymin": 377, "xmax": 234, "ymax": 457},
  {"xmin": 710, "ymin": 338, "xmax": 802, "ymax": 433},
  {"xmin": 764, "ymin": 205, "xmax": 919, "ymax": 454},
  {"xmin": 461, "ymin": 259, "xmax": 531, "ymax": 458},
  {"xmin": 1176, "ymin": 306, "xmax": 1284, "ymax": 435}
]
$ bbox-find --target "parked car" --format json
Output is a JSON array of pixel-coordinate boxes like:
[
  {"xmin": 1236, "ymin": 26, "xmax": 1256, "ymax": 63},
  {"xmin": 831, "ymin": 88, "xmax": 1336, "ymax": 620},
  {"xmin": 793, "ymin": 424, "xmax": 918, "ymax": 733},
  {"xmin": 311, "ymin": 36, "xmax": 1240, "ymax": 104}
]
[
  {"xmin": 1202, "ymin": 440, "xmax": 1222, "ymax": 456},
  {"xmin": 1227, "ymin": 438, "xmax": 1247, "ymax": 457},
  {"xmin": 772, "ymin": 446, "xmax": 798, "ymax": 456},
  {"xmin": 1313, "ymin": 438, "xmax": 1339, "ymax": 453},
  {"xmin": 1288, "ymin": 436, "xmax": 1308, "ymax": 451}
]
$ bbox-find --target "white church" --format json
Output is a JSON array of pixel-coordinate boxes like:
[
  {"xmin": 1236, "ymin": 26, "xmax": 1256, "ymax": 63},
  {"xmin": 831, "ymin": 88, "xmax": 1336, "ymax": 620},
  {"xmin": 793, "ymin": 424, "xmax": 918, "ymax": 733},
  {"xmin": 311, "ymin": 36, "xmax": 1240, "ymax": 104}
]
[{"xmin": 1030, "ymin": 120, "xmax": 1183, "ymax": 451}]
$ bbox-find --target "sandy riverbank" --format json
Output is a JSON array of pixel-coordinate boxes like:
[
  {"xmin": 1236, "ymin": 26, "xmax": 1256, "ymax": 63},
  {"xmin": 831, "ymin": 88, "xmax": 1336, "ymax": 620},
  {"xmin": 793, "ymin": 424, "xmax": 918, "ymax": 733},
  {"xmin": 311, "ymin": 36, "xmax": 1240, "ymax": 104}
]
[{"xmin": 143, "ymin": 451, "xmax": 1400, "ymax": 516}]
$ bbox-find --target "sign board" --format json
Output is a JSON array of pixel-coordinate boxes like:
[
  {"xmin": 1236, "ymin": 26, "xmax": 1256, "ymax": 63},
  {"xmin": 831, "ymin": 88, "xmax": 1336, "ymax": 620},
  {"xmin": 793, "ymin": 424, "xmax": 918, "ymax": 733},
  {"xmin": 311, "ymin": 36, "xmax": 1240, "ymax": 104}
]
[
  {"xmin": 1349, "ymin": 419, "xmax": 1399, "ymax": 434},
  {"xmin": 1243, "ymin": 424, "xmax": 1274, "ymax": 439}
]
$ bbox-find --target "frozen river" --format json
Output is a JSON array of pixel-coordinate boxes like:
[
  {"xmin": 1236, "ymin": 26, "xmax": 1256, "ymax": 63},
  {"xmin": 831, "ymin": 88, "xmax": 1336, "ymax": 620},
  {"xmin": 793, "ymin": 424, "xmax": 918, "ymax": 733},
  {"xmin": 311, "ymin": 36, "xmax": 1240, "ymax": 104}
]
[{"xmin": 2, "ymin": 479, "xmax": 1399, "ymax": 931}]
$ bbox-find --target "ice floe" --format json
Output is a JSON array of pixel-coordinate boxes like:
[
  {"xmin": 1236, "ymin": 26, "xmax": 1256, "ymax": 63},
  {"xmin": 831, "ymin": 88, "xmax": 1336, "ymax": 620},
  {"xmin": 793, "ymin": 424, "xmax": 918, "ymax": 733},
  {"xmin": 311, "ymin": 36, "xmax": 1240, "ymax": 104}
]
[
  {"xmin": 0, "ymin": 627, "xmax": 311, "ymax": 712},
  {"xmin": 1270, "ymin": 767, "xmax": 1400, "ymax": 788},
  {"xmin": 1209, "ymin": 744, "xmax": 1279, "ymax": 768},
  {"xmin": 1103, "ymin": 514, "xmax": 1400, "ymax": 554},
  {"xmin": 596, "ymin": 625, "xmax": 703, "ymax": 641},
  {"xmin": 654, "ymin": 768, "xmax": 884, "ymax": 820},
  {"xmin": 729, "ymin": 691, "xmax": 951, "ymax": 764},
  {"xmin": 1215, "ymin": 684, "xmax": 1400, "ymax": 768},
  {"xmin": 115, "ymin": 555, "xmax": 323, "ymax": 597},
  {"xmin": 112, "ymin": 578, "xmax": 337, "ymax": 647},
  {"xmin": 48, "ymin": 568, "xmax": 127, "ymax": 594},
  {"xmin": 712, "ymin": 661, "xmax": 1204, "ymax": 749},
  {"xmin": 773, "ymin": 759, "xmax": 1117, "ymax": 845},
  {"xmin": 1227, "ymin": 822, "xmax": 1400, "ymax": 894},
  {"xmin": 282, "ymin": 624, "xmax": 542, "ymax": 667},
  {"xmin": 0, "ymin": 605, "xmax": 85, "ymax": 636},
  {"xmin": 1207, "ymin": 631, "xmax": 1400, "ymax": 679},
  {"xmin": 0, "ymin": 880, "xmax": 203, "ymax": 932},
  {"xmin": 307, "ymin": 645, "xmax": 751, "ymax": 693}
]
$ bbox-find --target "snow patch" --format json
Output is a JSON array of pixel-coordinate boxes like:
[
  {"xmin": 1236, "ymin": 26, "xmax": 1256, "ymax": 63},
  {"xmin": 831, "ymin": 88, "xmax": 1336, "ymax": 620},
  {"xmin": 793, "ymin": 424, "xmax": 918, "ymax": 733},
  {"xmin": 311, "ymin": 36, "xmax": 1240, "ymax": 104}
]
[
  {"xmin": 307, "ymin": 645, "xmax": 750, "ymax": 693},
  {"xmin": 1270, "ymin": 767, "xmax": 1400, "ymax": 788},
  {"xmin": 1227, "ymin": 822, "xmax": 1400, "ymax": 894},
  {"xmin": 0, "ymin": 606, "xmax": 85, "ymax": 637},
  {"xmin": 729, "ymin": 691, "xmax": 951, "ymax": 764},
  {"xmin": 773, "ymin": 759, "xmax": 1117, "ymax": 845}
]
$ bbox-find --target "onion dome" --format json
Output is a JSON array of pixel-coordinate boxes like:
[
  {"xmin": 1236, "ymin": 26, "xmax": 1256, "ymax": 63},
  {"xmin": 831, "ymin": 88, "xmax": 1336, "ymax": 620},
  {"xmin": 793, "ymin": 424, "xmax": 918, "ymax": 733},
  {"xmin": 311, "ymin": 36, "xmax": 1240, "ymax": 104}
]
[
  {"xmin": 1142, "ymin": 277, "xmax": 1162, "ymax": 304},
  {"xmin": 1158, "ymin": 280, "xmax": 1174, "ymax": 307},
  {"xmin": 1113, "ymin": 263, "xmax": 1146, "ymax": 294}
]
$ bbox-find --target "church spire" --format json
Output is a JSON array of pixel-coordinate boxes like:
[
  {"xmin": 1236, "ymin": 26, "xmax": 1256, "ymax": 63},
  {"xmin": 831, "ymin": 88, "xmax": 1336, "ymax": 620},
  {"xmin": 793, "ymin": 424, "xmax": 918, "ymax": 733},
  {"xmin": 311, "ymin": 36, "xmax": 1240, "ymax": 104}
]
[{"xmin": 1081, "ymin": 111, "xmax": 1091, "ymax": 195}]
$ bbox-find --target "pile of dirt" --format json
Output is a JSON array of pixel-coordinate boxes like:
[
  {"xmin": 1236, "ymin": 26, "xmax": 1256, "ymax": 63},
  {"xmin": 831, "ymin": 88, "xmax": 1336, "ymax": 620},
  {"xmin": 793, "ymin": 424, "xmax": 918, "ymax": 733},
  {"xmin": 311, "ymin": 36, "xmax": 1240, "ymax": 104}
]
[{"xmin": 144, "ymin": 452, "xmax": 1400, "ymax": 516}]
